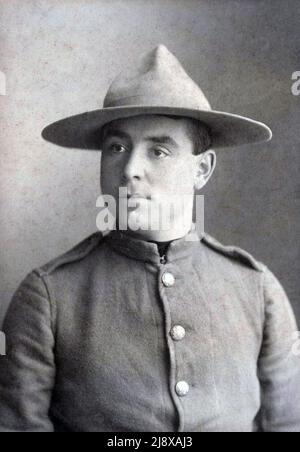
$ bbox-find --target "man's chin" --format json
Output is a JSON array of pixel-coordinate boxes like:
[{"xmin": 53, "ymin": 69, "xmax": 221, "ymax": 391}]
[{"xmin": 122, "ymin": 211, "xmax": 153, "ymax": 233}]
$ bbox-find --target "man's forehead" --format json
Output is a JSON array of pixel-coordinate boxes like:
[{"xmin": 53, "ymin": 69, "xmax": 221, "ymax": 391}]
[{"xmin": 101, "ymin": 114, "xmax": 195, "ymax": 138}]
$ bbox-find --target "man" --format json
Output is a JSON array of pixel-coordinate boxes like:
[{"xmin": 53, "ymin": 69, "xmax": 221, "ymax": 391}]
[{"xmin": 0, "ymin": 45, "xmax": 299, "ymax": 432}]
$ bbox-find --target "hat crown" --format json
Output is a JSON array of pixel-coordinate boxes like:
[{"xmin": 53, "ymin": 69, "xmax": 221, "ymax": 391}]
[
  {"xmin": 104, "ymin": 44, "xmax": 211, "ymax": 111},
  {"xmin": 42, "ymin": 44, "xmax": 272, "ymax": 150}
]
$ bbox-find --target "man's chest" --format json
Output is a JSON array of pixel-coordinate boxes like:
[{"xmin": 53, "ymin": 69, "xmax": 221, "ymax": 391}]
[{"xmin": 51, "ymin": 261, "xmax": 263, "ymax": 431}]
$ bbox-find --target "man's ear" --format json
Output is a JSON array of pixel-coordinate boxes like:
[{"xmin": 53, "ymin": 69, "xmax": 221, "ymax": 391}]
[{"xmin": 194, "ymin": 150, "xmax": 217, "ymax": 191}]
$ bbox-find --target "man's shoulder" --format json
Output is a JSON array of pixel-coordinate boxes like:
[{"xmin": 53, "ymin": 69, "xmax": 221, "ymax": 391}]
[
  {"xmin": 200, "ymin": 232, "xmax": 266, "ymax": 273},
  {"xmin": 35, "ymin": 231, "xmax": 107, "ymax": 277},
  {"xmin": 33, "ymin": 230, "xmax": 267, "ymax": 277}
]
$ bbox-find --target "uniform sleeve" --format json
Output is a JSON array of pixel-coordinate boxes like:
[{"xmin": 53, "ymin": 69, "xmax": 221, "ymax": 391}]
[
  {"xmin": 257, "ymin": 268, "xmax": 300, "ymax": 432},
  {"xmin": 0, "ymin": 271, "xmax": 56, "ymax": 432}
]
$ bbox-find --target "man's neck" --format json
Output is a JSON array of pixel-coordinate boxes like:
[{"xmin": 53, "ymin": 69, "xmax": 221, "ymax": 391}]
[{"xmin": 121, "ymin": 222, "xmax": 193, "ymax": 243}]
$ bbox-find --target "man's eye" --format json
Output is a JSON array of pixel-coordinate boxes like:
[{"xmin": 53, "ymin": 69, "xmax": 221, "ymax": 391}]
[
  {"xmin": 152, "ymin": 148, "xmax": 169, "ymax": 159},
  {"xmin": 109, "ymin": 144, "xmax": 127, "ymax": 154}
]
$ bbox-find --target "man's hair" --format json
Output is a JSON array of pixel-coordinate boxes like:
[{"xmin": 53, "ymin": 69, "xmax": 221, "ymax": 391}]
[
  {"xmin": 162, "ymin": 115, "xmax": 212, "ymax": 155},
  {"xmin": 98, "ymin": 115, "xmax": 212, "ymax": 155}
]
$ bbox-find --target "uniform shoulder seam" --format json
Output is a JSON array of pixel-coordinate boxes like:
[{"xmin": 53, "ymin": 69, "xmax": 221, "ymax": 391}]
[
  {"xmin": 35, "ymin": 231, "xmax": 105, "ymax": 277},
  {"xmin": 202, "ymin": 233, "xmax": 266, "ymax": 272}
]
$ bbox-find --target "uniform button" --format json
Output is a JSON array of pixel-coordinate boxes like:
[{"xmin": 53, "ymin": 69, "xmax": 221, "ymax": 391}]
[
  {"xmin": 162, "ymin": 272, "xmax": 175, "ymax": 287},
  {"xmin": 170, "ymin": 325, "xmax": 186, "ymax": 341},
  {"xmin": 175, "ymin": 381, "xmax": 190, "ymax": 397}
]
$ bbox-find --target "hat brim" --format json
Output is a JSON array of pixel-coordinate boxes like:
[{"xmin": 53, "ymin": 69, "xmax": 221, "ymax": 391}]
[{"xmin": 41, "ymin": 105, "xmax": 272, "ymax": 150}]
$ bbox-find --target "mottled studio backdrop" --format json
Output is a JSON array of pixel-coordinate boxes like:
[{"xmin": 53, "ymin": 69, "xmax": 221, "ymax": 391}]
[{"xmin": 0, "ymin": 0, "xmax": 299, "ymax": 324}]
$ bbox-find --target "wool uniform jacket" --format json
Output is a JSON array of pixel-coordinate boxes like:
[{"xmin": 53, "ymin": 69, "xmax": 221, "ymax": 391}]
[{"xmin": 0, "ymin": 228, "xmax": 299, "ymax": 432}]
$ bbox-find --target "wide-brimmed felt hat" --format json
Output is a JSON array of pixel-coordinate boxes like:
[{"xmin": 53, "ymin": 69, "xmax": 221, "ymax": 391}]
[{"xmin": 42, "ymin": 45, "xmax": 272, "ymax": 149}]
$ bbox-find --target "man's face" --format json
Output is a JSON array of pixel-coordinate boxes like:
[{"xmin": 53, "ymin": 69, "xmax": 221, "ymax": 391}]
[{"xmin": 100, "ymin": 114, "xmax": 210, "ymax": 236}]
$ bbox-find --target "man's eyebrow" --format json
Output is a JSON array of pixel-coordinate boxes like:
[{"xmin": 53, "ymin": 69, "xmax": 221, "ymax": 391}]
[
  {"xmin": 101, "ymin": 129, "xmax": 179, "ymax": 148},
  {"xmin": 102, "ymin": 128, "xmax": 131, "ymax": 141},
  {"xmin": 144, "ymin": 135, "xmax": 179, "ymax": 147}
]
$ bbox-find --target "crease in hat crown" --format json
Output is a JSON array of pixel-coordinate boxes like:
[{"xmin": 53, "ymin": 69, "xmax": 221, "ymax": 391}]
[
  {"xmin": 104, "ymin": 44, "xmax": 212, "ymax": 110},
  {"xmin": 41, "ymin": 43, "xmax": 272, "ymax": 150}
]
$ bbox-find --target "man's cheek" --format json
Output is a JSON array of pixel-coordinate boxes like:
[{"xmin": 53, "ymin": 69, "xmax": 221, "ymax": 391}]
[
  {"xmin": 157, "ymin": 180, "xmax": 190, "ymax": 197},
  {"xmin": 101, "ymin": 173, "xmax": 120, "ymax": 196}
]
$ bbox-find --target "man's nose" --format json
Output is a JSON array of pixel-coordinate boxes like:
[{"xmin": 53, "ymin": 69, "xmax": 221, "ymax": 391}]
[{"xmin": 122, "ymin": 149, "xmax": 146, "ymax": 182}]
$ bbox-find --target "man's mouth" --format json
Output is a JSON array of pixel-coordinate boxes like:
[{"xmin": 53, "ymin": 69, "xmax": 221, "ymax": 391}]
[{"xmin": 127, "ymin": 193, "xmax": 150, "ymax": 200}]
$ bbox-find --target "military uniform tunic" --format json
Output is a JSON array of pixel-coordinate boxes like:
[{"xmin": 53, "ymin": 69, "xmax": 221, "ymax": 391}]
[{"xmin": 0, "ymin": 229, "xmax": 299, "ymax": 432}]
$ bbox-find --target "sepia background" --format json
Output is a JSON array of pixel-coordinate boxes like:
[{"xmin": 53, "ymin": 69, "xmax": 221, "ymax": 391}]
[{"xmin": 0, "ymin": 0, "xmax": 299, "ymax": 324}]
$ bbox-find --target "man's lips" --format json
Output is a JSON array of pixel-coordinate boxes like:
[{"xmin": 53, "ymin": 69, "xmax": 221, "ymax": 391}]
[
  {"xmin": 123, "ymin": 194, "xmax": 150, "ymax": 211},
  {"xmin": 117, "ymin": 187, "xmax": 151, "ymax": 200},
  {"xmin": 127, "ymin": 194, "xmax": 150, "ymax": 200}
]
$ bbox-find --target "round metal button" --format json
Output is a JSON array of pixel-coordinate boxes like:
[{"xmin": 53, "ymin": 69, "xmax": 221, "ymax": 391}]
[
  {"xmin": 162, "ymin": 272, "xmax": 175, "ymax": 287},
  {"xmin": 175, "ymin": 381, "xmax": 190, "ymax": 397},
  {"xmin": 170, "ymin": 325, "xmax": 186, "ymax": 341}
]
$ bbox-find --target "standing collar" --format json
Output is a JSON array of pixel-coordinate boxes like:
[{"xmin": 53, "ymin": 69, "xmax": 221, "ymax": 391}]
[{"xmin": 106, "ymin": 226, "xmax": 202, "ymax": 265}]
